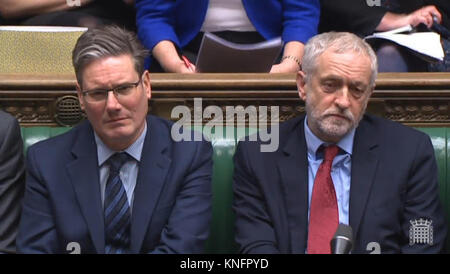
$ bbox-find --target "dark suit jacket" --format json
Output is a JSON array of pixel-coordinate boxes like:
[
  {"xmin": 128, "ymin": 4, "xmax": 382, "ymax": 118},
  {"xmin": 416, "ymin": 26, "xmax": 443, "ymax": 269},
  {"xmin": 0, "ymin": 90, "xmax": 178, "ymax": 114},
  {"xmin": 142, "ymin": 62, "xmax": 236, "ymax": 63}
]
[
  {"xmin": 319, "ymin": 0, "xmax": 450, "ymax": 37},
  {"xmin": 17, "ymin": 115, "xmax": 213, "ymax": 254},
  {"xmin": 0, "ymin": 111, "xmax": 25, "ymax": 254},
  {"xmin": 233, "ymin": 114, "xmax": 447, "ymax": 253}
]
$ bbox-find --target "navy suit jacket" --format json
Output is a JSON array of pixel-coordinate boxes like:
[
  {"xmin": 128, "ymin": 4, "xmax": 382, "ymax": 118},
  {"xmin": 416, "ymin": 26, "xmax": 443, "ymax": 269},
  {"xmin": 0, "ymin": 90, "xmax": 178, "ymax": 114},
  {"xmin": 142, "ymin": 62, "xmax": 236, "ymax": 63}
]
[
  {"xmin": 0, "ymin": 111, "xmax": 25, "ymax": 254},
  {"xmin": 17, "ymin": 115, "xmax": 213, "ymax": 254},
  {"xmin": 136, "ymin": 0, "xmax": 320, "ymax": 51},
  {"xmin": 233, "ymin": 114, "xmax": 447, "ymax": 253}
]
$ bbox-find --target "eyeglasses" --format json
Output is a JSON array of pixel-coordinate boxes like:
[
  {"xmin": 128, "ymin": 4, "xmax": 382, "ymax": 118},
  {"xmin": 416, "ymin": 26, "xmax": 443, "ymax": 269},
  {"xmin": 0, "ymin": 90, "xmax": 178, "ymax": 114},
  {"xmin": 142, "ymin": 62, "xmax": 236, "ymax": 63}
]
[{"xmin": 81, "ymin": 78, "xmax": 142, "ymax": 103}]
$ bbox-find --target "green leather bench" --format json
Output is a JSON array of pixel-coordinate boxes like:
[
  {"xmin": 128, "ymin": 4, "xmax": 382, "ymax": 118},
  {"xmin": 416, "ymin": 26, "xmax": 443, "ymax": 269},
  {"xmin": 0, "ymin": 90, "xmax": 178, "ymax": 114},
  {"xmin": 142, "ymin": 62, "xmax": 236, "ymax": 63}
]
[{"xmin": 20, "ymin": 126, "xmax": 450, "ymax": 253}]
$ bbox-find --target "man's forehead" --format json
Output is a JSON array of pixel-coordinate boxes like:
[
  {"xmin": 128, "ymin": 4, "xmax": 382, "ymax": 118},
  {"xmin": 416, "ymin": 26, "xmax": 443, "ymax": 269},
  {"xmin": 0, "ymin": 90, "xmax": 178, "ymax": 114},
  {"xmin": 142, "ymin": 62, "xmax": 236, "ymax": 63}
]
[
  {"xmin": 319, "ymin": 48, "xmax": 371, "ymax": 66},
  {"xmin": 80, "ymin": 55, "xmax": 138, "ymax": 88},
  {"xmin": 315, "ymin": 50, "xmax": 372, "ymax": 83},
  {"xmin": 83, "ymin": 54, "xmax": 134, "ymax": 70},
  {"xmin": 318, "ymin": 73, "xmax": 369, "ymax": 86}
]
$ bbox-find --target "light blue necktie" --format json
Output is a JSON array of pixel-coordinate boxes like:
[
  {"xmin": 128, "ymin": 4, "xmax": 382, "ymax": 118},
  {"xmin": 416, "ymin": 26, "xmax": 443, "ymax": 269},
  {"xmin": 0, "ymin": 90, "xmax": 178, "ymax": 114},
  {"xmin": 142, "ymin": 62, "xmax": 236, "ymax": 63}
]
[{"xmin": 104, "ymin": 152, "xmax": 131, "ymax": 254}]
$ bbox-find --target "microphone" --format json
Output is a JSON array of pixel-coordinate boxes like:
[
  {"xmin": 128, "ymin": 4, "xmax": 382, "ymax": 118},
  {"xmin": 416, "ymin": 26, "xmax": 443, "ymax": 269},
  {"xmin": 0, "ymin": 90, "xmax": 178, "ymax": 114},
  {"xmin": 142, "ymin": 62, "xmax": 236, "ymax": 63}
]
[{"xmin": 331, "ymin": 224, "xmax": 353, "ymax": 254}]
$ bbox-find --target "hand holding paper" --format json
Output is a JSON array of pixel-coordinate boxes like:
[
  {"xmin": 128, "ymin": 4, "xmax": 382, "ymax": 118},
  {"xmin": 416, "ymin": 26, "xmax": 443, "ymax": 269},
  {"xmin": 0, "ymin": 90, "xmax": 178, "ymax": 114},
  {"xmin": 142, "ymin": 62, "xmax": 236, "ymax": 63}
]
[{"xmin": 364, "ymin": 26, "xmax": 445, "ymax": 61}]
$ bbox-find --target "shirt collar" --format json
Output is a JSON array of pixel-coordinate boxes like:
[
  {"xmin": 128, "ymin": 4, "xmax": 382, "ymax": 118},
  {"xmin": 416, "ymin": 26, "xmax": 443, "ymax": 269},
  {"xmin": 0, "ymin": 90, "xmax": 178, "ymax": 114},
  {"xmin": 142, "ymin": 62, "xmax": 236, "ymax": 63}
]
[
  {"xmin": 304, "ymin": 116, "xmax": 355, "ymax": 160},
  {"xmin": 95, "ymin": 121, "xmax": 147, "ymax": 166}
]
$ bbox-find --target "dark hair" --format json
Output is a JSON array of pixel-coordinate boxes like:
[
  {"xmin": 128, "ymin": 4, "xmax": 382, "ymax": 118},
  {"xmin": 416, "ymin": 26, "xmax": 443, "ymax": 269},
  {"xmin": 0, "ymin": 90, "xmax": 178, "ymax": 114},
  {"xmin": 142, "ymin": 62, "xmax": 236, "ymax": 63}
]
[{"xmin": 72, "ymin": 25, "xmax": 149, "ymax": 86}]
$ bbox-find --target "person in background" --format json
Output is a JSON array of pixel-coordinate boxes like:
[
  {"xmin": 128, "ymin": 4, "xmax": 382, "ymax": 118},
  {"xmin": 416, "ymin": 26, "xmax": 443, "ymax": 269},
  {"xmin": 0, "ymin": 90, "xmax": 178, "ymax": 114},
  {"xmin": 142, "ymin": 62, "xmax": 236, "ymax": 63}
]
[
  {"xmin": 0, "ymin": 110, "xmax": 25, "ymax": 254},
  {"xmin": 16, "ymin": 25, "xmax": 213, "ymax": 254},
  {"xmin": 232, "ymin": 32, "xmax": 447, "ymax": 253},
  {"xmin": 319, "ymin": 0, "xmax": 450, "ymax": 72},
  {"xmin": 135, "ymin": 0, "xmax": 320, "ymax": 73},
  {"xmin": 0, "ymin": 0, "xmax": 136, "ymax": 30}
]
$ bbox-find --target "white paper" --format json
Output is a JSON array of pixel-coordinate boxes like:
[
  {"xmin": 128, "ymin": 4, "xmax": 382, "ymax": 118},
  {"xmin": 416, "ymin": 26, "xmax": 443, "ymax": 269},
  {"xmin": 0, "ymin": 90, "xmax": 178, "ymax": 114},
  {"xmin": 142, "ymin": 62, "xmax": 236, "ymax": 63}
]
[{"xmin": 365, "ymin": 26, "xmax": 444, "ymax": 61}]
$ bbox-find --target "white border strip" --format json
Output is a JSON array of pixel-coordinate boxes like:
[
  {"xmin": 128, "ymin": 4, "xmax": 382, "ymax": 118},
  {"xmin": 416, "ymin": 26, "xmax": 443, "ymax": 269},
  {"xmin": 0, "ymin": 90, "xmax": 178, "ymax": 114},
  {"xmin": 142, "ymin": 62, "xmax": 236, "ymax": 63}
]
[{"xmin": 0, "ymin": 26, "xmax": 88, "ymax": 32}]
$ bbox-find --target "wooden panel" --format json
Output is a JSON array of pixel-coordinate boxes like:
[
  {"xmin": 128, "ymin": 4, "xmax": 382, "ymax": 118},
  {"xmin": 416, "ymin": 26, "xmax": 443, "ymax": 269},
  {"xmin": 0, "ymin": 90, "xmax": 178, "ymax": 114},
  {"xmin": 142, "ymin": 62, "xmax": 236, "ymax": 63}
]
[{"xmin": 1, "ymin": 72, "xmax": 449, "ymax": 126}]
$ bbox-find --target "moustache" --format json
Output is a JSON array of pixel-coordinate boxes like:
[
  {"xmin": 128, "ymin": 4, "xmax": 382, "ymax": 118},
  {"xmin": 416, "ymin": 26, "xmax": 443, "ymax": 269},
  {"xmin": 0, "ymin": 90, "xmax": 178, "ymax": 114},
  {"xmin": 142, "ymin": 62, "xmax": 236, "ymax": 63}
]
[{"xmin": 321, "ymin": 108, "xmax": 355, "ymax": 122}]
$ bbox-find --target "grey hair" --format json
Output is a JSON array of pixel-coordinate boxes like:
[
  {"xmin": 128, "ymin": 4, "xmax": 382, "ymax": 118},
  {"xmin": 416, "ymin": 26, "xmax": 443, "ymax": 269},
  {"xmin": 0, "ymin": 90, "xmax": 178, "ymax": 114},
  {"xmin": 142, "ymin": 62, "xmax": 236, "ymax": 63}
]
[
  {"xmin": 72, "ymin": 25, "xmax": 149, "ymax": 86},
  {"xmin": 302, "ymin": 32, "xmax": 378, "ymax": 87}
]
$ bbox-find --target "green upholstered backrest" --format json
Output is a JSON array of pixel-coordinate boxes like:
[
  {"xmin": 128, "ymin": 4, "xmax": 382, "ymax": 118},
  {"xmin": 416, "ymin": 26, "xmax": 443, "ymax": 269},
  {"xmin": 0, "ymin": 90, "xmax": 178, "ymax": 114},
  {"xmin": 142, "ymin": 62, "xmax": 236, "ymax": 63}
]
[
  {"xmin": 202, "ymin": 126, "xmax": 238, "ymax": 254},
  {"xmin": 21, "ymin": 127, "xmax": 71, "ymax": 152},
  {"xmin": 201, "ymin": 126, "xmax": 258, "ymax": 254},
  {"xmin": 416, "ymin": 128, "xmax": 450, "ymax": 251},
  {"xmin": 20, "ymin": 126, "xmax": 450, "ymax": 253}
]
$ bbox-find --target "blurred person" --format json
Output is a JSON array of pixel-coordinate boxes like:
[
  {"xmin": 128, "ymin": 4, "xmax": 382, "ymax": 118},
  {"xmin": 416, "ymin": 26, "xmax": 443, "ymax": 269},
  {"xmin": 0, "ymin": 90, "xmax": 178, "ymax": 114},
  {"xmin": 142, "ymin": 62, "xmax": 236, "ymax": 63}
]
[
  {"xmin": 135, "ymin": 0, "xmax": 320, "ymax": 73},
  {"xmin": 0, "ymin": 0, "xmax": 136, "ymax": 30},
  {"xmin": 319, "ymin": 0, "xmax": 450, "ymax": 72}
]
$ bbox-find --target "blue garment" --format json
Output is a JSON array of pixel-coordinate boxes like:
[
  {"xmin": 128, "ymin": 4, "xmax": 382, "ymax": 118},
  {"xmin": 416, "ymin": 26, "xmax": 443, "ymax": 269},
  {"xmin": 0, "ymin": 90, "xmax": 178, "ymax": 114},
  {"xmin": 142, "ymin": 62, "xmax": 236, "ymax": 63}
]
[
  {"xmin": 304, "ymin": 117, "xmax": 354, "ymax": 226},
  {"xmin": 136, "ymin": 0, "xmax": 320, "ymax": 51},
  {"xmin": 17, "ymin": 115, "xmax": 213, "ymax": 254},
  {"xmin": 95, "ymin": 122, "xmax": 147, "ymax": 212}
]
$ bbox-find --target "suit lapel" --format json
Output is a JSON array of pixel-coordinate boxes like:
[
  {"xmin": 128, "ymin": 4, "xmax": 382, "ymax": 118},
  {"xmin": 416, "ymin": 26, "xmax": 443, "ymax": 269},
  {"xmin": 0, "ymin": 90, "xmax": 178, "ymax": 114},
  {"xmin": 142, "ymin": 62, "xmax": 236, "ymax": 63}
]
[
  {"xmin": 349, "ymin": 117, "xmax": 379, "ymax": 240},
  {"xmin": 130, "ymin": 116, "xmax": 171, "ymax": 253},
  {"xmin": 277, "ymin": 117, "xmax": 309, "ymax": 253},
  {"xmin": 66, "ymin": 122, "xmax": 105, "ymax": 253}
]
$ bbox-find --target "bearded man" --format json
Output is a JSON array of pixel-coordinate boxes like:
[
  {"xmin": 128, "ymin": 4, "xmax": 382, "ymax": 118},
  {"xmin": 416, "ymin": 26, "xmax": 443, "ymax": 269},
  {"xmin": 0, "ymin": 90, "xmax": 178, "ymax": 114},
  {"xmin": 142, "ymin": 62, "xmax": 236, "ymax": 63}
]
[{"xmin": 232, "ymin": 32, "xmax": 447, "ymax": 254}]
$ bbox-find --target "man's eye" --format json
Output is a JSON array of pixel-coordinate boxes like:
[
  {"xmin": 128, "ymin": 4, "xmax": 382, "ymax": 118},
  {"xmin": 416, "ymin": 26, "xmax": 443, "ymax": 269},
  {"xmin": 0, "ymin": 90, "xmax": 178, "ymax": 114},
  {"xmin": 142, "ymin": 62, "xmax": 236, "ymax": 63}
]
[
  {"xmin": 115, "ymin": 85, "xmax": 134, "ymax": 94},
  {"xmin": 88, "ymin": 90, "xmax": 106, "ymax": 98},
  {"xmin": 351, "ymin": 87, "xmax": 366, "ymax": 98},
  {"xmin": 322, "ymin": 82, "xmax": 337, "ymax": 91}
]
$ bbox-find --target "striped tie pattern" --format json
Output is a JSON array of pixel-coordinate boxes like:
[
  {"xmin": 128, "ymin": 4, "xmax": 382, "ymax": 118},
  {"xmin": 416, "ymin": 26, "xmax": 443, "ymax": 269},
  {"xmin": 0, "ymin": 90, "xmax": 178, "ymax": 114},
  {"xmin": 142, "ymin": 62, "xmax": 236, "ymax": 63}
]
[{"xmin": 104, "ymin": 152, "xmax": 131, "ymax": 254}]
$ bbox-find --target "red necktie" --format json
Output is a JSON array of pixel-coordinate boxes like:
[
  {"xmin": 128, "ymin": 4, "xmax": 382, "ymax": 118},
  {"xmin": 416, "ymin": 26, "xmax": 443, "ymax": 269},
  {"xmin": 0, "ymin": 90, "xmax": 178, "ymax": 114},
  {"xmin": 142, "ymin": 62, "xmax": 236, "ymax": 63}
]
[{"xmin": 307, "ymin": 145, "xmax": 340, "ymax": 254}]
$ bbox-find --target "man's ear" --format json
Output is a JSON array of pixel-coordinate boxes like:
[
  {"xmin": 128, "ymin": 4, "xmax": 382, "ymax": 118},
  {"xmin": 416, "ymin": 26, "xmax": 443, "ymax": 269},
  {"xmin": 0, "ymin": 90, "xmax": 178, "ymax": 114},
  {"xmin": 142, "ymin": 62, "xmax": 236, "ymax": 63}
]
[
  {"xmin": 296, "ymin": 70, "xmax": 307, "ymax": 101},
  {"xmin": 76, "ymin": 83, "xmax": 85, "ymax": 111},
  {"xmin": 142, "ymin": 70, "xmax": 151, "ymax": 100}
]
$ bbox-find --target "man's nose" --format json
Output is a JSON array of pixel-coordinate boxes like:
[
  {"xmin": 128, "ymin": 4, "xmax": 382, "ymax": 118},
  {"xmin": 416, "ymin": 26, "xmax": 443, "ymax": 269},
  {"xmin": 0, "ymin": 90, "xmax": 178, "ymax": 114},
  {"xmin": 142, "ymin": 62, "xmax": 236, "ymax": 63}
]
[
  {"xmin": 105, "ymin": 91, "xmax": 121, "ymax": 111},
  {"xmin": 335, "ymin": 87, "xmax": 351, "ymax": 109}
]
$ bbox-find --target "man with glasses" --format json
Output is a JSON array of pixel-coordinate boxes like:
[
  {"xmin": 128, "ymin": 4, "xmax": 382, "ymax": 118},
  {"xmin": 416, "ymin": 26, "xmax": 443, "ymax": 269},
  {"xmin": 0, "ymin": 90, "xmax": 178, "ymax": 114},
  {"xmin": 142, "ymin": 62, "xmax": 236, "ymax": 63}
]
[{"xmin": 17, "ymin": 26, "xmax": 213, "ymax": 254}]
